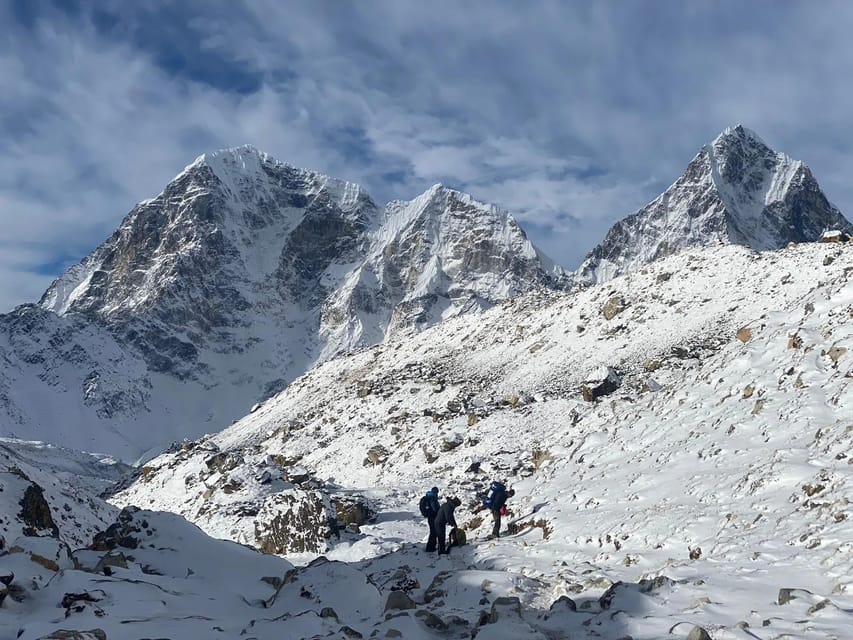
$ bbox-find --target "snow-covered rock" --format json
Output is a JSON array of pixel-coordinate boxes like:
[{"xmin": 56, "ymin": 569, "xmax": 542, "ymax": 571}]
[{"xmin": 578, "ymin": 125, "xmax": 853, "ymax": 284}]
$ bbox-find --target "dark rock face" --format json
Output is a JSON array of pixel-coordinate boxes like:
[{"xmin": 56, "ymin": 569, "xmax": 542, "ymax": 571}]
[
  {"xmin": 579, "ymin": 125, "xmax": 853, "ymax": 284},
  {"xmin": 18, "ymin": 483, "xmax": 59, "ymax": 538}
]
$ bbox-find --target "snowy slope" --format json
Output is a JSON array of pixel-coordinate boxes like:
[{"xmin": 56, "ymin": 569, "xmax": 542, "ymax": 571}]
[
  {"xmin": 0, "ymin": 437, "xmax": 128, "ymax": 547},
  {"xmin": 0, "ymin": 147, "xmax": 564, "ymax": 459},
  {"xmin": 578, "ymin": 125, "xmax": 853, "ymax": 284},
  {"xmin": 115, "ymin": 240, "xmax": 853, "ymax": 638}
]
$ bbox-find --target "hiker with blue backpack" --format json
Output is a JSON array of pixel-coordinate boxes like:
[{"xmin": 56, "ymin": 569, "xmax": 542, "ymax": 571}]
[
  {"xmin": 483, "ymin": 480, "xmax": 515, "ymax": 539},
  {"xmin": 418, "ymin": 486, "xmax": 441, "ymax": 552}
]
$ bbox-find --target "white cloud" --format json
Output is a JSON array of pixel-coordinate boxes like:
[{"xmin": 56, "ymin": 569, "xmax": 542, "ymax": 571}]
[{"xmin": 2, "ymin": 1, "xmax": 853, "ymax": 311}]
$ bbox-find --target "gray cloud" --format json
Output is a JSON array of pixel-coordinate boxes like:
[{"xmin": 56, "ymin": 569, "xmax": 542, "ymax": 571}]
[{"xmin": 2, "ymin": 1, "xmax": 853, "ymax": 311}]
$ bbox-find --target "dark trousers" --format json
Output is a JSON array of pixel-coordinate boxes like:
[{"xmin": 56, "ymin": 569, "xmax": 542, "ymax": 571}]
[
  {"xmin": 491, "ymin": 509, "xmax": 501, "ymax": 537},
  {"xmin": 425, "ymin": 517, "xmax": 437, "ymax": 551},
  {"xmin": 436, "ymin": 521, "xmax": 448, "ymax": 554}
]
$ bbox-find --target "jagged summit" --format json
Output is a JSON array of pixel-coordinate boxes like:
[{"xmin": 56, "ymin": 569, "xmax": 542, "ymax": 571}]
[
  {"xmin": 712, "ymin": 123, "xmax": 769, "ymax": 148},
  {"xmin": 577, "ymin": 125, "xmax": 852, "ymax": 284}
]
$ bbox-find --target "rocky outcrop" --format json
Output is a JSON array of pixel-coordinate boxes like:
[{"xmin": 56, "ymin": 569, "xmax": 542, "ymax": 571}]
[
  {"xmin": 18, "ymin": 482, "xmax": 59, "ymax": 538},
  {"xmin": 384, "ymin": 590, "xmax": 417, "ymax": 612},
  {"xmin": 254, "ymin": 491, "xmax": 328, "ymax": 554},
  {"xmin": 581, "ymin": 367, "xmax": 622, "ymax": 402}
]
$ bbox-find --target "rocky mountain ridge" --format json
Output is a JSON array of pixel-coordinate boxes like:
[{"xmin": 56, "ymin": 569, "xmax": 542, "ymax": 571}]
[{"xmin": 1, "ymin": 146, "xmax": 565, "ymax": 458}]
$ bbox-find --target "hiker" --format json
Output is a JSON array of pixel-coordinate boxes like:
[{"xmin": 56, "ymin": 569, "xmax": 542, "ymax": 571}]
[
  {"xmin": 483, "ymin": 481, "xmax": 514, "ymax": 539},
  {"xmin": 435, "ymin": 496, "xmax": 461, "ymax": 555},
  {"xmin": 418, "ymin": 486, "xmax": 441, "ymax": 552}
]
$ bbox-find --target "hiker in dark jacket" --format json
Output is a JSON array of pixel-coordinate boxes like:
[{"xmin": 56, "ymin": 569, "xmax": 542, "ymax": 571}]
[
  {"xmin": 435, "ymin": 496, "xmax": 461, "ymax": 555},
  {"xmin": 490, "ymin": 488, "xmax": 515, "ymax": 539},
  {"xmin": 418, "ymin": 487, "xmax": 441, "ymax": 552}
]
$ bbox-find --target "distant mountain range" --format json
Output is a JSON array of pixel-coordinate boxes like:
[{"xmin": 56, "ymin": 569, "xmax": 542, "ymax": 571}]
[{"xmin": 0, "ymin": 127, "xmax": 849, "ymax": 458}]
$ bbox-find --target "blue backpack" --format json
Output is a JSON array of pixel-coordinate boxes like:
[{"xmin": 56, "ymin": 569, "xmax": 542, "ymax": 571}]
[{"xmin": 482, "ymin": 481, "xmax": 506, "ymax": 509}]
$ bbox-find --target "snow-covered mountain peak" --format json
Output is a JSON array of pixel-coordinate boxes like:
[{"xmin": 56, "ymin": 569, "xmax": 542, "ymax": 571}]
[
  {"xmin": 578, "ymin": 125, "xmax": 852, "ymax": 284},
  {"xmin": 711, "ymin": 123, "xmax": 770, "ymax": 151},
  {"xmin": 7, "ymin": 148, "xmax": 565, "ymax": 458},
  {"xmin": 189, "ymin": 144, "xmax": 373, "ymax": 218}
]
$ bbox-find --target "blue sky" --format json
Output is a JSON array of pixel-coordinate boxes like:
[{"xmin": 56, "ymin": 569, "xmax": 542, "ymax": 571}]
[{"xmin": 2, "ymin": 1, "xmax": 853, "ymax": 311}]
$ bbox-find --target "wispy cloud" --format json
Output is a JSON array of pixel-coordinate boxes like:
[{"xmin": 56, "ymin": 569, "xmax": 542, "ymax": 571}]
[{"xmin": 2, "ymin": 1, "xmax": 853, "ymax": 311}]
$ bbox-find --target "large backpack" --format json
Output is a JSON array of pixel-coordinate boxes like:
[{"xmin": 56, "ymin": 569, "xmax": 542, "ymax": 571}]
[
  {"xmin": 419, "ymin": 492, "xmax": 437, "ymax": 517},
  {"xmin": 482, "ymin": 481, "xmax": 506, "ymax": 509},
  {"xmin": 449, "ymin": 527, "xmax": 467, "ymax": 547}
]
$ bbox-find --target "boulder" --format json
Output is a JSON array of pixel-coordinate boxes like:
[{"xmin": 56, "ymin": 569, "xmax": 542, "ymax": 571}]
[
  {"xmin": 489, "ymin": 596, "xmax": 522, "ymax": 622},
  {"xmin": 736, "ymin": 326, "xmax": 753, "ymax": 343},
  {"xmin": 777, "ymin": 587, "xmax": 812, "ymax": 605},
  {"xmin": 204, "ymin": 452, "xmax": 243, "ymax": 474},
  {"xmin": 35, "ymin": 631, "xmax": 107, "ymax": 640},
  {"xmin": 285, "ymin": 465, "xmax": 311, "ymax": 484},
  {"xmin": 61, "ymin": 591, "xmax": 103, "ymax": 609},
  {"xmin": 94, "ymin": 552, "xmax": 128, "ymax": 574},
  {"xmin": 363, "ymin": 445, "xmax": 389, "ymax": 467},
  {"xmin": 642, "ymin": 359, "xmax": 662, "ymax": 372},
  {"xmin": 424, "ymin": 571, "xmax": 451, "ymax": 603},
  {"xmin": 415, "ymin": 609, "xmax": 448, "ymax": 630},
  {"xmin": 638, "ymin": 575, "xmax": 675, "ymax": 593},
  {"xmin": 90, "ymin": 515, "xmax": 142, "ymax": 552},
  {"xmin": 598, "ymin": 581, "xmax": 625, "ymax": 610},
  {"xmin": 384, "ymin": 590, "xmax": 417, "ymax": 612},
  {"xmin": 819, "ymin": 230, "xmax": 850, "ymax": 243},
  {"xmin": 549, "ymin": 595, "xmax": 576, "ymax": 612},
  {"xmin": 602, "ymin": 296, "xmax": 627, "ymax": 320},
  {"xmin": 441, "ymin": 433, "xmax": 464, "ymax": 451},
  {"xmin": 827, "ymin": 345, "xmax": 847, "ymax": 365},
  {"xmin": 582, "ymin": 367, "xmax": 621, "ymax": 402},
  {"xmin": 333, "ymin": 496, "xmax": 375, "ymax": 528},
  {"xmin": 686, "ymin": 626, "xmax": 712, "ymax": 640}
]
